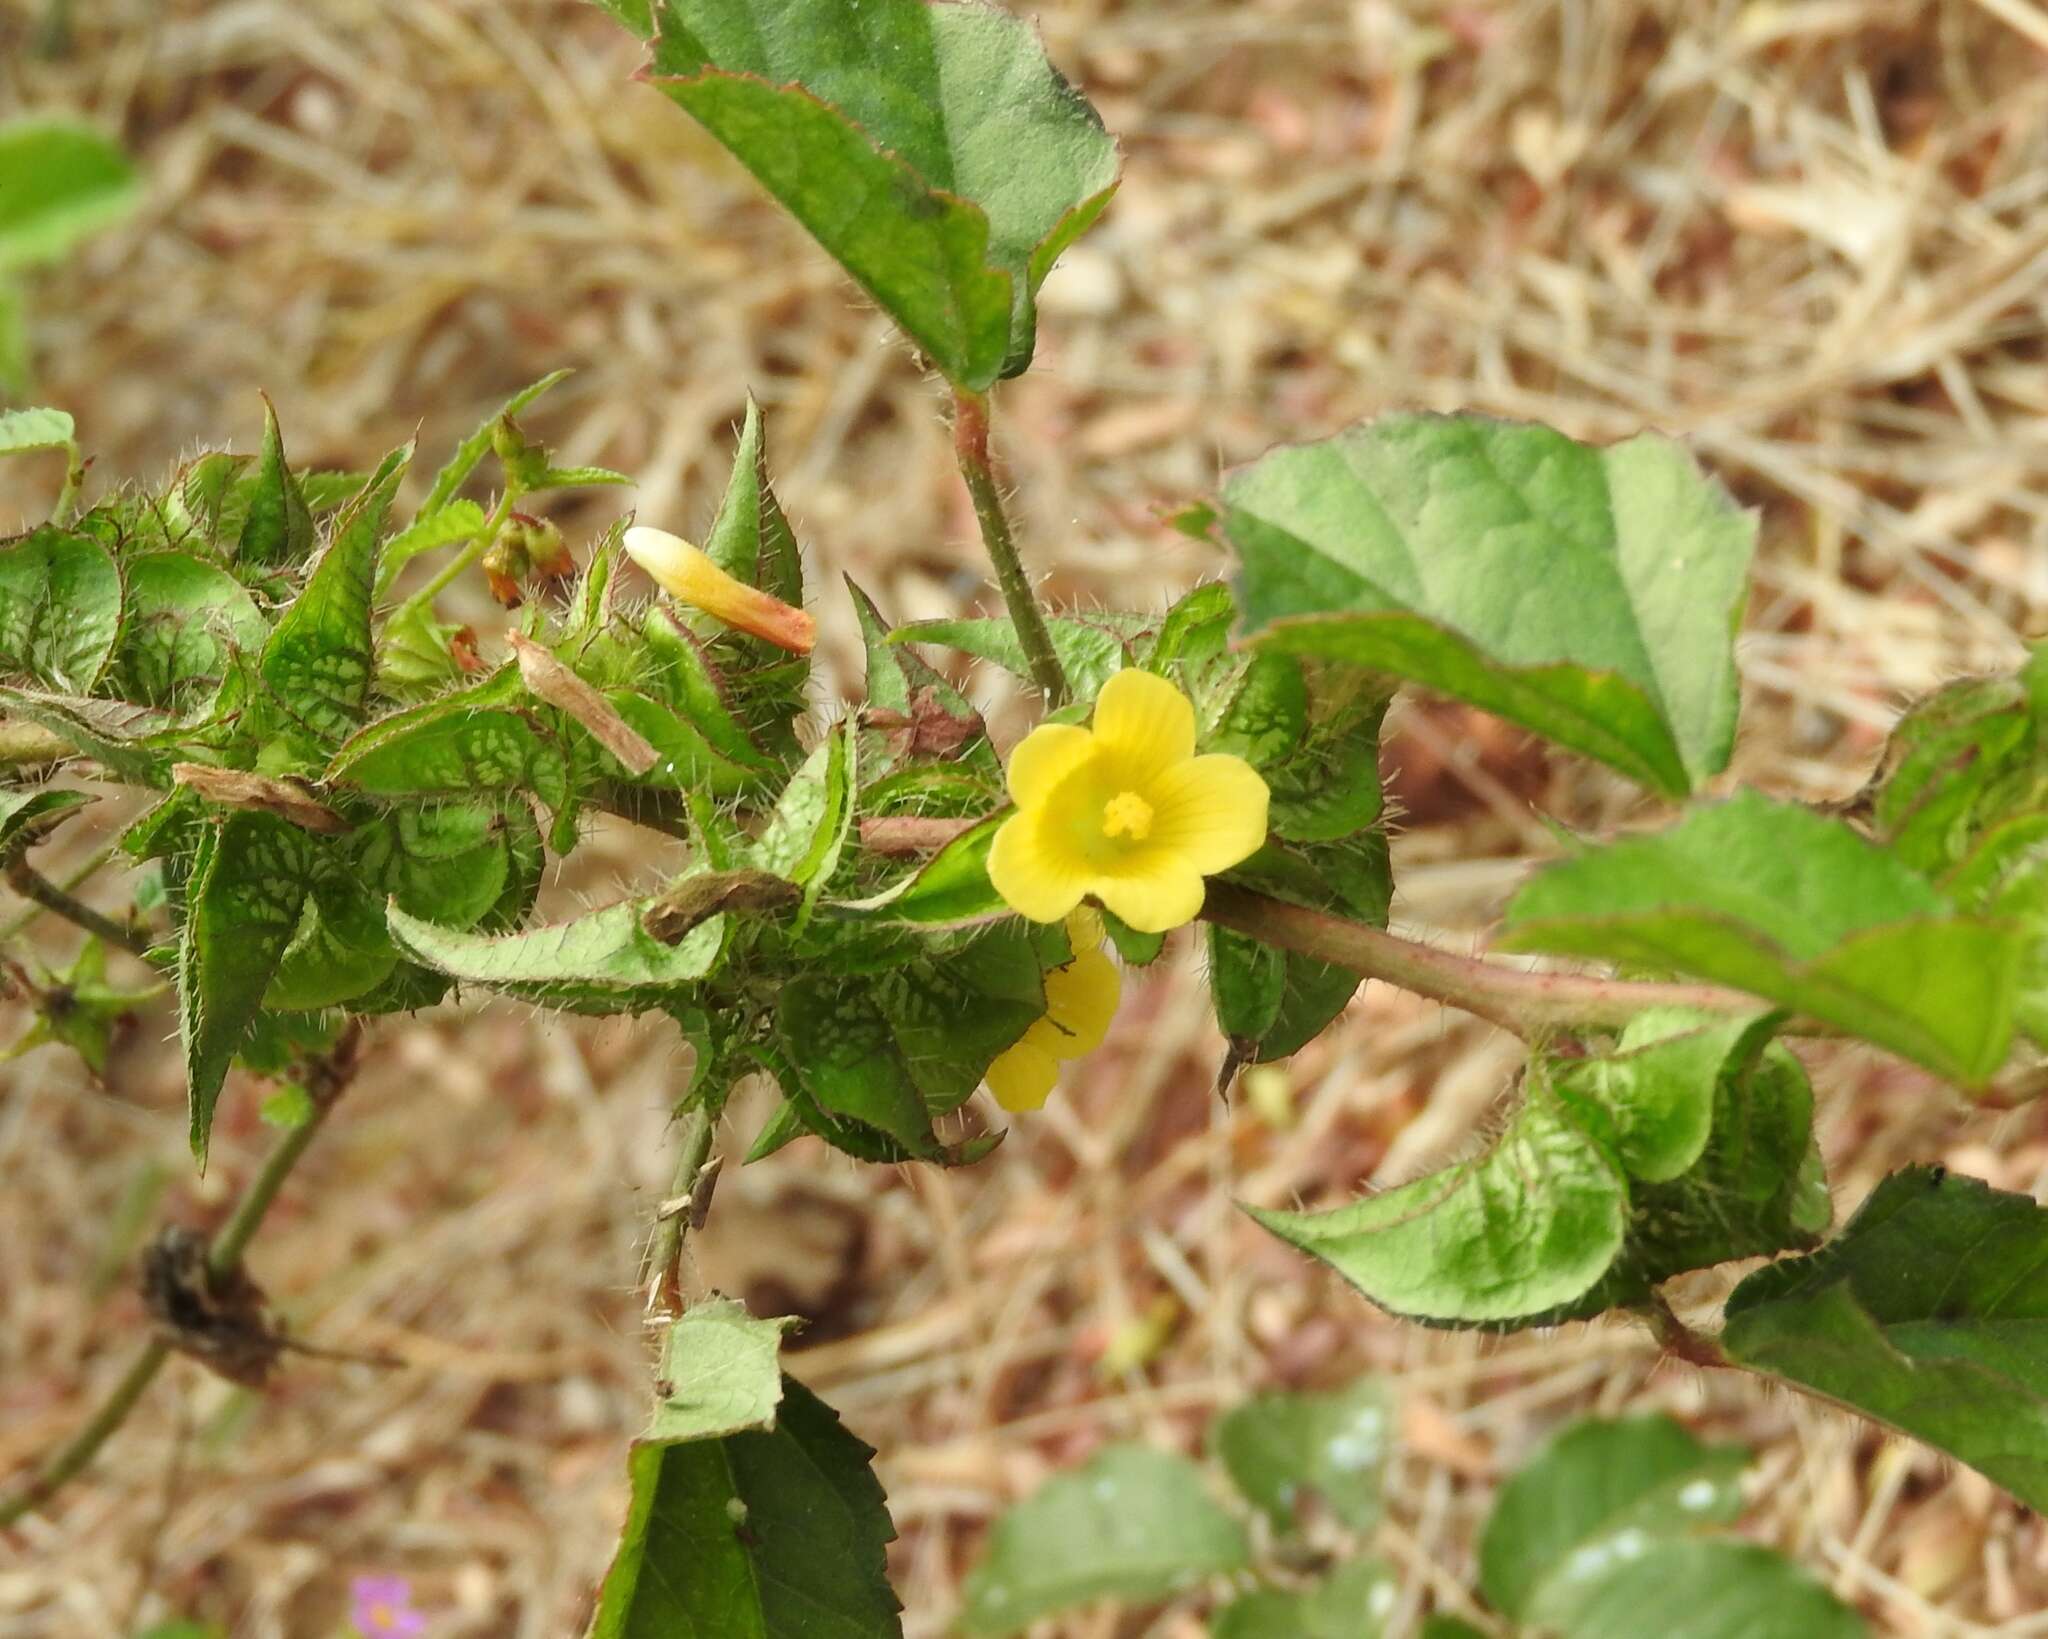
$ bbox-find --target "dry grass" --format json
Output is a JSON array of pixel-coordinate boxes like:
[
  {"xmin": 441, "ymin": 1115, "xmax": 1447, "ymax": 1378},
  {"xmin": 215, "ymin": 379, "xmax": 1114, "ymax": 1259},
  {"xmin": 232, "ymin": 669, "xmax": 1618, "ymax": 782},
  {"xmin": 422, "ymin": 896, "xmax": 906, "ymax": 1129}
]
[{"xmin": 5, "ymin": 0, "xmax": 2048, "ymax": 1634}]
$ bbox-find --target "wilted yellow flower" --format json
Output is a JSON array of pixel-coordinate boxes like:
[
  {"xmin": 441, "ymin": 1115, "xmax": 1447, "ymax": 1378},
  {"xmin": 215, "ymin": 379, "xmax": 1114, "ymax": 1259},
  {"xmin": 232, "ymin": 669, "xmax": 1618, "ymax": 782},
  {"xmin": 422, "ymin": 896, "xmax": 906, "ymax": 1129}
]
[
  {"xmin": 988, "ymin": 668, "xmax": 1269, "ymax": 934},
  {"xmin": 622, "ymin": 524, "xmax": 816, "ymax": 655},
  {"xmin": 985, "ymin": 911, "xmax": 1121, "ymax": 1112}
]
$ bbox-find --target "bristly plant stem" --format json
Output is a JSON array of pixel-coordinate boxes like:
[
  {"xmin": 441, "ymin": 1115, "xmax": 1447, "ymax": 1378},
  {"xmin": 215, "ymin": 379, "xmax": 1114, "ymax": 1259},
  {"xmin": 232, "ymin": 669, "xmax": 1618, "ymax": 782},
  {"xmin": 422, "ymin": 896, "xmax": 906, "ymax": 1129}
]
[
  {"xmin": 3, "ymin": 855, "xmax": 151, "ymax": 960},
  {"xmin": 0, "ymin": 1025, "xmax": 365, "ymax": 1528},
  {"xmin": 644, "ymin": 1106, "xmax": 717, "ymax": 1319},
  {"xmin": 1200, "ymin": 882, "xmax": 1781, "ymax": 1038},
  {"xmin": 951, "ymin": 389, "xmax": 1070, "ymax": 707},
  {"xmin": 0, "ymin": 843, "xmax": 115, "ymax": 945}
]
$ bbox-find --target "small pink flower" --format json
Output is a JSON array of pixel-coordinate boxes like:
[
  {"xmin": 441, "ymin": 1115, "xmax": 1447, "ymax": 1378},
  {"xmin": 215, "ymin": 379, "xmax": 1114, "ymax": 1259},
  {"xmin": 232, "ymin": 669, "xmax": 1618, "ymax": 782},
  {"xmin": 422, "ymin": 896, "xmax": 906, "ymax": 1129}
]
[{"xmin": 350, "ymin": 1576, "xmax": 427, "ymax": 1639}]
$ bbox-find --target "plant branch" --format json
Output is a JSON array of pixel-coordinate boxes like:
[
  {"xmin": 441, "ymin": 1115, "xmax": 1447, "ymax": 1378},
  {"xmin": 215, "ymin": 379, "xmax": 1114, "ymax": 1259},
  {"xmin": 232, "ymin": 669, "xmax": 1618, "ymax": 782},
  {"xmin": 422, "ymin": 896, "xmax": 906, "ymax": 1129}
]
[
  {"xmin": 0, "ymin": 1024, "xmax": 365, "ymax": 1528},
  {"xmin": 951, "ymin": 389, "xmax": 1069, "ymax": 707},
  {"xmin": 643, "ymin": 1105, "xmax": 717, "ymax": 1319},
  {"xmin": 3, "ymin": 854, "xmax": 150, "ymax": 959},
  {"xmin": 0, "ymin": 843, "xmax": 114, "ymax": 945},
  {"xmin": 1200, "ymin": 882, "xmax": 1781, "ymax": 1039},
  {"xmin": 0, "ymin": 721, "xmax": 73, "ymax": 778},
  {"xmin": 392, "ymin": 485, "xmax": 518, "ymax": 624}
]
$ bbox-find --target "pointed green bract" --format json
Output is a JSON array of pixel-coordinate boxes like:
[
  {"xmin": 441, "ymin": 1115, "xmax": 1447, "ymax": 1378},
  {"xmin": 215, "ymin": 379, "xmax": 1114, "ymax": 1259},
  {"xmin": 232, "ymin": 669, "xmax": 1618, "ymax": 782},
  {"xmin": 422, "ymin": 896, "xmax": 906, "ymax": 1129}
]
[
  {"xmin": 630, "ymin": 0, "xmax": 1118, "ymax": 387},
  {"xmin": 1217, "ymin": 414, "xmax": 1754, "ymax": 795},
  {"xmin": 960, "ymin": 1445, "xmax": 1250, "ymax": 1637},
  {"xmin": 255, "ymin": 444, "xmax": 410, "ymax": 752},
  {"xmin": 0, "ymin": 525, "xmax": 122, "ymax": 693},
  {"xmin": 1502, "ymin": 791, "xmax": 2025, "ymax": 1086},
  {"xmin": 235, "ymin": 397, "xmax": 314, "ymax": 568},
  {"xmin": 1725, "ymin": 1166, "xmax": 2048, "ymax": 1511},
  {"xmin": 705, "ymin": 396, "xmax": 803, "ymax": 605},
  {"xmin": 0, "ymin": 118, "xmax": 139, "ymax": 274},
  {"xmin": 592, "ymin": 1376, "xmax": 903, "ymax": 1639},
  {"xmin": 0, "ymin": 788, "xmax": 93, "ymax": 858},
  {"xmin": 750, "ymin": 723, "xmax": 855, "ymax": 924},
  {"xmin": 179, "ymin": 813, "xmax": 318, "ymax": 1161},
  {"xmin": 1212, "ymin": 1376, "xmax": 1389, "ymax": 1531}
]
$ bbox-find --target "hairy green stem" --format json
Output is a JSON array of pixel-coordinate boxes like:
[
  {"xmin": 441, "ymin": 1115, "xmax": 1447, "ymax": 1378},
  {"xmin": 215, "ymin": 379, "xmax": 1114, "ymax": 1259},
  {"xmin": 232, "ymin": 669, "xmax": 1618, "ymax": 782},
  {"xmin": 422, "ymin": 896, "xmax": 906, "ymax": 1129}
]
[
  {"xmin": 3, "ymin": 856, "xmax": 150, "ymax": 959},
  {"xmin": 0, "ymin": 1026, "xmax": 363, "ymax": 1527},
  {"xmin": 644, "ymin": 1106, "xmax": 717, "ymax": 1318},
  {"xmin": 951, "ymin": 390, "xmax": 1069, "ymax": 707},
  {"xmin": 51, "ymin": 439, "xmax": 85, "ymax": 524},
  {"xmin": 1202, "ymin": 882, "xmax": 1778, "ymax": 1038}
]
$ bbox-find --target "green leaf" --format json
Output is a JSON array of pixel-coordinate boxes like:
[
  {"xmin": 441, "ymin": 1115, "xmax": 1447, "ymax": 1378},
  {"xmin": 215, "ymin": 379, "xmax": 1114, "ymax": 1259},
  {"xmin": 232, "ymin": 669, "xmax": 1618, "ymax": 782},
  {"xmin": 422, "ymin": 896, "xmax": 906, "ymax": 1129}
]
[
  {"xmin": 178, "ymin": 813, "xmax": 317, "ymax": 1161},
  {"xmin": 0, "ymin": 787, "xmax": 92, "ymax": 858},
  {"xmin": 1212, "ymin": 1376, "xmax": 1389, "ymax": 1531},
  {"xmin": 0, "ymin": 525, "xmax": 121, "ymax": 692},
  {"xmin": 1247, "ymin": 1089, "xmax": 1628, "ymax": 1326},
  {"xmin": 1479, "ymin": 1414, "xmax": 1748, "ymax": 1622},
  {"xmin": 374, "ymin": 501, "xmax": 488, "ymax": 599},
  {"xmin": 255, "ymin": 444, "xmax": 410, "ymax": 750},
  {"xmin": 1211, "ymin": 1560, "xmax": 1397, "ymax": 1639},
  {"xmin": 1209, "ymin": 924, "xmax": 1286, "ymax": 1043},
  {"xmin": 108, "ymin": 552, "xmax": 268, "ymax": 716},
  {"xmin": 0, "ymin": 685, "xmax": 172, "ymax": 785},
  {"xmin": 1724, "ymin": 1165, "xmax": 2048, "ymax": 1511},
  {"xmin": 750, "ymin": 723, "xmax": 856, "ymax": 922},
  {"xmin": 1531, "ymin": 1540, "xmax": 1865, "ymax": 1639},
  {"xmin": 388, "ymin": 893, "xmax": 726, "ymax": 1013},
  {"xmin": 639, "ymin": 0, "xmax": 1118, "ymax": 387},
  {"xmin": 849, "ymin": 817, "xmax": 1006, "ymax": 925},
  {"xmin": 649, "ymin": 1296, "xmax": 798, "ymax": 1442},
  {"xmin": 234, "ymin": 396, "xmax": 314, "ymax": 568},
  {"xmin": 0, "ymin": 406, "xmax": 74, "ymax": 455},
  {"xmin": 892, "ymin": 615, "xmax": 1132, "ymax": 700},
  {"xmin": 959, "ymin": 1445, "xmax": 1251, "ymax": 1636},
  {"xmin": 592, "ymin": 1375, "xmax": 903, "ymax": 1639},
  {"xmin": 1502, "ymin": 791, "xmax": 2025, "ymax": 1086},
  {"xmin": 416, "ymin": 369, "xmax": 570, "ymax": 519},
  {"xmin": 0, "ymin": 118, "xmax": 140, "ymax": 274},
  {"xmin": 1141, "ymin": 581, "xmax": 1237, "ymax": 670},
  {"xmin": 1218, "ymin": 414, "xmax": 1755, "ymax": 795},
  {"xmin": 327, "ymin": 673, "xmax": 573, "ymax": 818}
]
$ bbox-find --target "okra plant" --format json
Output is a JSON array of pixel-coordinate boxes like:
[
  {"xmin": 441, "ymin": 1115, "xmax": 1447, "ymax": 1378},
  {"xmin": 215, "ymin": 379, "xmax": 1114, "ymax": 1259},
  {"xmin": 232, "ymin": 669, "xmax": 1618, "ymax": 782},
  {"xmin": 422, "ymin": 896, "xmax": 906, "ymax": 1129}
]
[{"xmin": 4, "ymin": 0, "xmax": 2046, "ymax": 1631}]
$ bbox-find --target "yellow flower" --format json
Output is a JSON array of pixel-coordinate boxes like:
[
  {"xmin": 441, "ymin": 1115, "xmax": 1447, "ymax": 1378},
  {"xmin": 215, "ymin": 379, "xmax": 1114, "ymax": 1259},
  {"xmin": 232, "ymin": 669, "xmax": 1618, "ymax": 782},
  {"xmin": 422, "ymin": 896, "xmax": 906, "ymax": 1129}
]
[
  {"xmin": 985, "ymin": 911, "xmax": 1121, "ymax": 1112},
  {"xmin": 622, "ymin": 524, "xmax": 816, "ymax": 655},
  {"xmin": 988, "ymin": 668, "xmax": 1270, "ymax": 934}
]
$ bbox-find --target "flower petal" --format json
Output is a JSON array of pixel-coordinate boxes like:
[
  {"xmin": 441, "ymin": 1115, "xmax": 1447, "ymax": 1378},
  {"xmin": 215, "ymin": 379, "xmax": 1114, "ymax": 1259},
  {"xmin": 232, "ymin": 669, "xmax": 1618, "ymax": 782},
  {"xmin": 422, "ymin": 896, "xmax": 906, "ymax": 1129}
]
[
  {"xmin": 1005, "ymin": 721, "xmax": 1096, "ymax": 808},
  {"xmin": 1042, "ymin": 947, "xmax": 1120, "ymax": 1057},
  {"xmin": 988, "ymin": 809, "xmax": 1088, "ymax": 924},
  {"xmin": 1149, "ymin": 752, "xmax": 1271, "ymax": 874},
  {"xmin": 986, "ymin": 1031, "xmax": 1059, "ymax": 1111},
  {"xmin": 1093, "ymin": 855, "xmax": 1207, "ymax": 934},
  {"xmin": 1090, "ymin": 668, "xmax": 1195, "ymax": 781}
]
